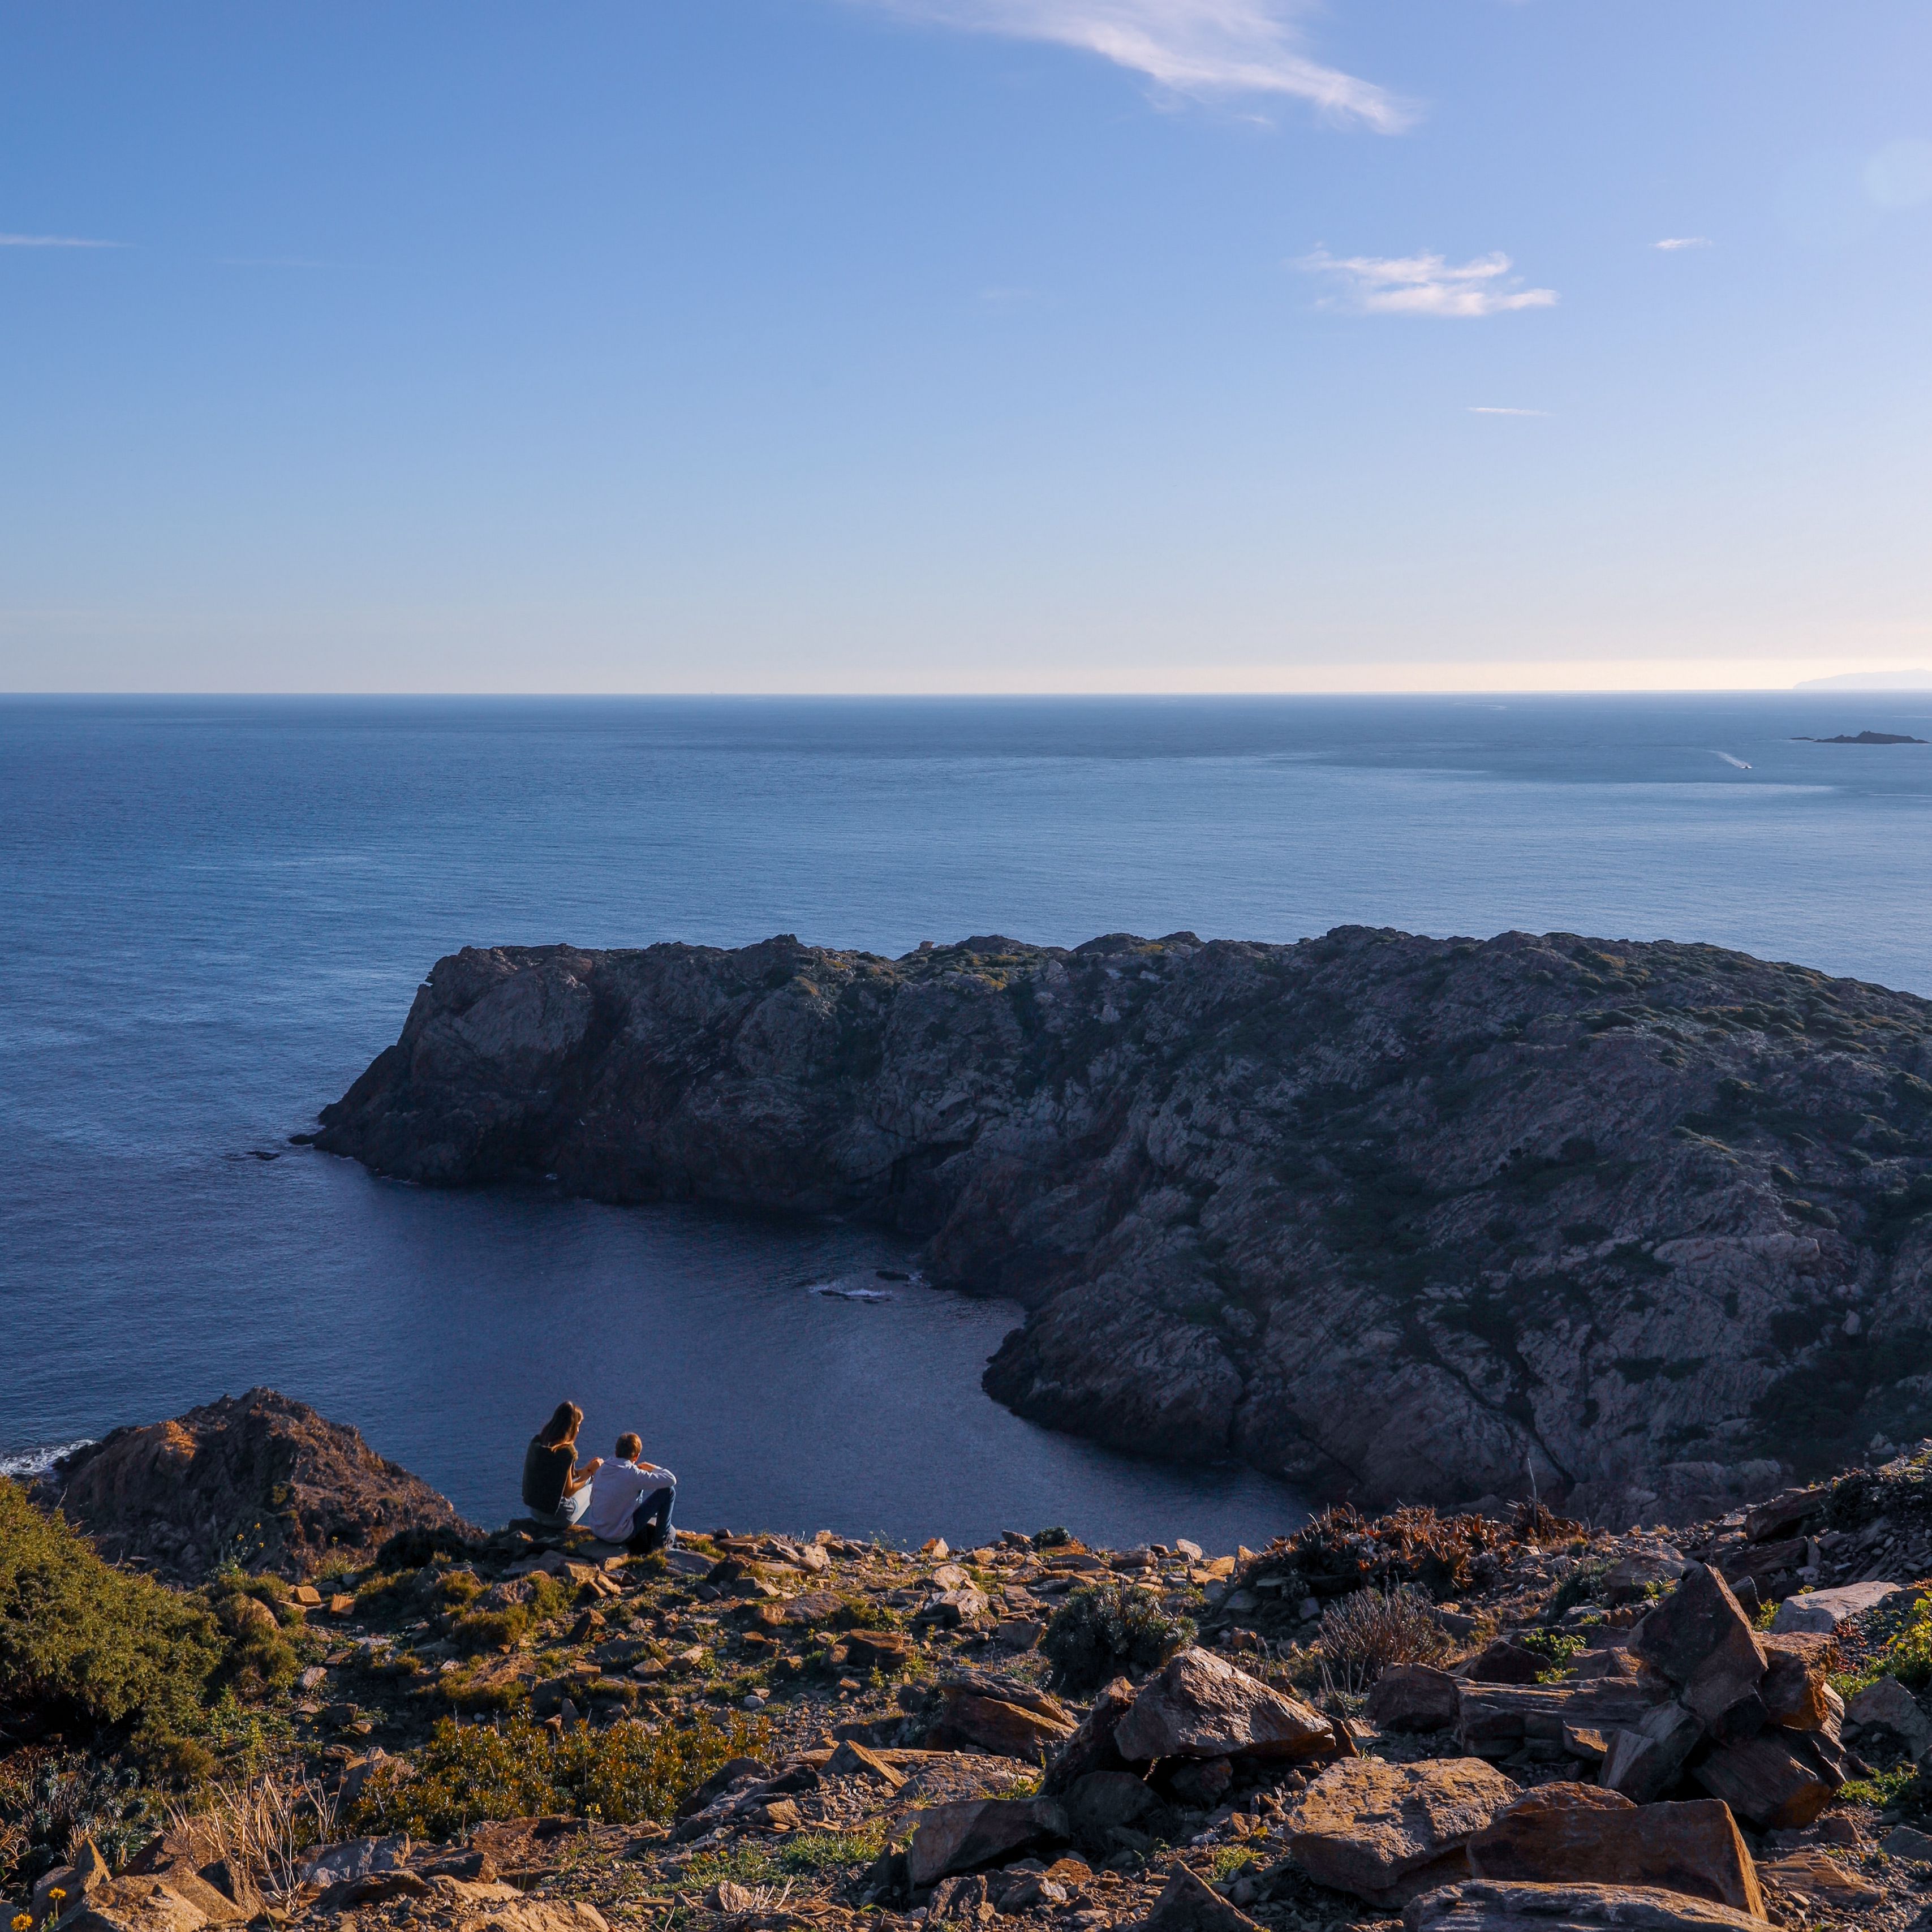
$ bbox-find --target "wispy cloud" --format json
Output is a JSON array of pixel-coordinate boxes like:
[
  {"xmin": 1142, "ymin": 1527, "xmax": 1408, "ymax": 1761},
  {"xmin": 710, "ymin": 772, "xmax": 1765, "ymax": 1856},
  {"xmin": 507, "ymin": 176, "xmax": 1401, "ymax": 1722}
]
[
  {"xmin": 0, "ymin": 232, "xmax": 124, "ymax": 249},
  {"xmin": 850, "ymin": 1, "xmax": 1413, "ymax": 131},
  {"xmin": 1469, "ymin": 406, "xmax": 1548, "ymax": 416},
  {"xmin": 1653, "ymin": 235, "xmax": 1711, "ymax": 251},
  {"xmin": 1297, "ymin": 248, "xmax": 1557, "ymax": 317}
]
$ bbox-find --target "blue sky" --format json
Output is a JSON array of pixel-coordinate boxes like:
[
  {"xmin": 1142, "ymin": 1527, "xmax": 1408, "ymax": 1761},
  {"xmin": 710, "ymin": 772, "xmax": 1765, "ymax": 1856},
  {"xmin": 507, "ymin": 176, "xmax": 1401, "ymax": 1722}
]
[{"xmin": 3, "ymin": 1, "xmax": 1930, "ymax": 692}]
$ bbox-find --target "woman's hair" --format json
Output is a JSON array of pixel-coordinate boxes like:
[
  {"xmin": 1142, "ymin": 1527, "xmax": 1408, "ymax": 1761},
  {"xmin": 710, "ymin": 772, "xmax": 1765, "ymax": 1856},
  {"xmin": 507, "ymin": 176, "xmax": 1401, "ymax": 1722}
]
[
  {"xmin": 616, "ymin": 1432, "xmax": 642, "ymax": 1460},
  {"xmin": 539, "ymin": 1401, "xmax": 583, "ymax": 1447}
]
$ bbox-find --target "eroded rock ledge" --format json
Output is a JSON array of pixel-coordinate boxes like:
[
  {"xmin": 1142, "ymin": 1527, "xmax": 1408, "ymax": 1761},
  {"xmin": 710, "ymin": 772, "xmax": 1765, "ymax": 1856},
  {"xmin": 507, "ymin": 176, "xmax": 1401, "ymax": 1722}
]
[{"xmin": 309, "ymin": 928, "xmax": 1932, "ymax": 1521}]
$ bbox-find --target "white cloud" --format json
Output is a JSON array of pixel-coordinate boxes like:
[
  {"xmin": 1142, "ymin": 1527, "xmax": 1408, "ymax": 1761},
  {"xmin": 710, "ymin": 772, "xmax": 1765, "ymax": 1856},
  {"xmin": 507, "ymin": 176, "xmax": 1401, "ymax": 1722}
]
[
  {"xmin": 0, "ymin": 232, "xmax": 123, "ymax": 248},
  {"xmin": 850, "ymin": 1, "xmax": 1412, "ymax": 130},
  {"xmin": 1297, "ymin": 248, "xmax": 1557, "ymax": 317},
  {"xmin": 1469, "ymin": 406, "xmax": 1548, "ymax": 416},
  {"xmin": 1653, "ymin": 235, "xmax": 1711, "ymax": 251}
]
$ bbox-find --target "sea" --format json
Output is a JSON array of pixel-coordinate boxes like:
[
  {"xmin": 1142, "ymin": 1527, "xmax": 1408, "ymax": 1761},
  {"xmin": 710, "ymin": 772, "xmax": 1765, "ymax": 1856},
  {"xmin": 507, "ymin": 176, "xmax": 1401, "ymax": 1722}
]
[{"xmin": 6, "ymin": 691, "xmax": 1932, "ymax": 1551}]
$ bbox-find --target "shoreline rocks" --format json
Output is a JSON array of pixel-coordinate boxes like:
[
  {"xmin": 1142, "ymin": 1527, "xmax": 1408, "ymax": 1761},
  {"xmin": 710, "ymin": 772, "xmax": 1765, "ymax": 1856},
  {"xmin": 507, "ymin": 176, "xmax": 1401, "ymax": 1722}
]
[{"xmin": 31, "ymin": 1388, "xmax": 476, "ymax": 1584}]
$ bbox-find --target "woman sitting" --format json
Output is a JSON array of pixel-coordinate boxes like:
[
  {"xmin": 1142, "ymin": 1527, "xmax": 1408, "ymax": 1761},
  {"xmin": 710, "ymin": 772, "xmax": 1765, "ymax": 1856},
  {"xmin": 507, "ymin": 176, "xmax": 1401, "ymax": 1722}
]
[{"xmin": 520, "ymin": 1401, "xmax": 603, "ymax": 1527}]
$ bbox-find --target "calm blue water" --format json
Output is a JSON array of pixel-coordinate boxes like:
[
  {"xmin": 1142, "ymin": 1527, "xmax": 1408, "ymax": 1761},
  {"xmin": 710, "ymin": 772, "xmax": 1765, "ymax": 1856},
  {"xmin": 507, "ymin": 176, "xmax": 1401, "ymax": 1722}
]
[{"xmin": 6, "ymin": 692, "xmax": 1932, "ymax": 1548}]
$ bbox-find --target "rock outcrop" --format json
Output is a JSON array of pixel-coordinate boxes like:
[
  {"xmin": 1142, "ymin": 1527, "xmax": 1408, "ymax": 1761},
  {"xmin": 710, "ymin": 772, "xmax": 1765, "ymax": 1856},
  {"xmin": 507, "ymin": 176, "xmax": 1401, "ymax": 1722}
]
[
  {"xmin": 34, "ymin": 1388, "xmax": 476, "ymax": 1582},
  {"xmin": 309, "ymin": 927, "xmax": 1932, "ymax": 1516}
]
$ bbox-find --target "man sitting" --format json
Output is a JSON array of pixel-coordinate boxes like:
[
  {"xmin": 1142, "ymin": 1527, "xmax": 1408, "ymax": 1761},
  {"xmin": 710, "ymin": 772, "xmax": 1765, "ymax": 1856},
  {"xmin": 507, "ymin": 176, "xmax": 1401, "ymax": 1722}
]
[{"xmin": 580, "ymin": 1432, "xmax": 678, "ymax": 1552}]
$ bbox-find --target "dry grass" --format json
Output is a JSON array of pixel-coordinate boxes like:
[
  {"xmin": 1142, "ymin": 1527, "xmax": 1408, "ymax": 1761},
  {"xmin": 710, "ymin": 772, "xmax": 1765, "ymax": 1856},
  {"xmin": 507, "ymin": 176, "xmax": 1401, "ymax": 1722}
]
[
  {"xmin": 166, "ymin": 1772, "xmax": 338, "ymax": 1896},
  {"xmin": 1315, "ymin": 1584, "xmax": 1448, "ymax": 1694}
]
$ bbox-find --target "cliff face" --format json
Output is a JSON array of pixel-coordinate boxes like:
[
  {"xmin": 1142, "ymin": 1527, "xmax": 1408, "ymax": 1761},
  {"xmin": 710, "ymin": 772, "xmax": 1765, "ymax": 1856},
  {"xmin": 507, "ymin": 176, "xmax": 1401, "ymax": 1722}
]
[{"xmin": 311, "ymin": 928, "xmax": 1932, "ymax": 1521}]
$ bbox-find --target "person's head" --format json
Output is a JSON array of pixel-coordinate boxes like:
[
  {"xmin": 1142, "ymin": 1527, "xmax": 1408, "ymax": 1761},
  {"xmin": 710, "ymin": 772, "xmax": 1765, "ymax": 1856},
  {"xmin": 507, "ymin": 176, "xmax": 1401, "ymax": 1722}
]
[
  {"xmin": 540, "ymin": 1401, "xmax": 583, "ymax": 1448},
  {"xmin": 615, "ymin": 1432, "xmax": 642, "ymax": 1462}
]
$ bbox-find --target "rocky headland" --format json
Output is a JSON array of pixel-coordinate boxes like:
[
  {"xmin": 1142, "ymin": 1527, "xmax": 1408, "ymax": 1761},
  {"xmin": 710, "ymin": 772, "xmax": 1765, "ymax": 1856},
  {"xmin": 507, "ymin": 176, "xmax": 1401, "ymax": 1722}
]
[
  {"xmin": 308, "ymin": 928, "xmax": 1932, "ymax": 1524},
  {"xmin": 10, "ymin": 1392, "xmax": 1932, "ymax": 1932}
]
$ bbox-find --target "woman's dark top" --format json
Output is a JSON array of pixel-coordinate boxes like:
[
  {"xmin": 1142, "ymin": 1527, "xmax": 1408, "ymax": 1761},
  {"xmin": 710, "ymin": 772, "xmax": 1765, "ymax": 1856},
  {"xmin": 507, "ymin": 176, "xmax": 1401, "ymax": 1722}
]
[{"xmin": 522, "ymin": 1435, "xmax": 574, "ymax": 1514}]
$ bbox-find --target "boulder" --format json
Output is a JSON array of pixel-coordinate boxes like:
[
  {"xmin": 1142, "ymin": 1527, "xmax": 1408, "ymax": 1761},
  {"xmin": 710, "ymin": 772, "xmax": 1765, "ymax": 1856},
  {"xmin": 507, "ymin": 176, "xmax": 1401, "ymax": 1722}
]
[
  {"xmin": 844, "ymin": 1629, "xmax": 913, "ymax": 1671},
  {"xmin": 1629, "ymin": 1568, "xmax": 1766, "ymax": 1736},
  {"xmin": 1744, "ymin": 1487, "xmax": 1831, "ymax": 1543},
  {"xmin": 1755, "ymin": 1636, "xmax": 1836, "ymax": 1732},
  {"xmin": 1600, "ymin": 1703, "xmax": 1703, "ymax": 1805},
  {"xmin": 1065, "ymin": 1771, "xmax": 1173, "ymax": 1857},
  {"xmin": 1124, "ymin": 1866, "xmax": 1261, "ymax": 1932},
  {"xmin": 754, "ymin": 1591, "xmax": 844, "ymax": 1629},
  {"xmin": 1605, "ymin": 1548, "xmax": 1690, "ymax": 1606},
  {"xmin": 1465, "ymin": 1642, "xmax": 1546, "ymax": 1686},
  {"xmin": 1843, "ymin": 1675, "xmax": 1932, "ymax": 1757},
  {"xmin": 1690, "ymin": 1731, "xmax": 1839, "ymax": 1829},
  {"xmin": 1369, "ymin": 1665, "xmax": 1462, "ymax": 1733},
  {"xmin": 1755, "ymin": 1851, "xmax": 1883, "ymax": 1908},
  {"xmin": 826, "ymin": 1739, "xmax": 905, "ymax": 1788},
  {"xmin": 1113, "ymin": 1647, "xmax": 1335, "ymax": 1763},
  {"xmin": 918, "ymin": 1587, "xmax": 991, "ymax": 1627},
  {"xmin": 51, "ymin": 1884, "xmax": 211, "ymax": 1932},
  {"xmin": 1770, "ymin": 1581, "xmax": 1902, "ymax": 1634},
  {"xmin": 1287, "ymin": 1756, "xmax": 1520, "ymax": 1907},
  {"xmin": 927, "ymin": 1680, "xmax": 1079, "ymax": 1758},
  {"xmin": 1466, "ymin": 1788, "xmax": 1764, "ymax": 1917},
  {"xmin": 476, "ymin": 1905, "xmax": 608, "ymax": 1932},
  {"xmin": 31, "ymin": 1389, "xmax": 476, "ymax": 1584},
  {"xmin": 1457, "ymin": 1680, "xmax": 1669, "ymax": 1759},
  {"xmin": 1883, "ymin": 1824, "xmax": 1932, "ymax": 1862},
  {"xmin": 1403, "ymin": 1881, "xmax": 1768, "ymax": 1932},
  {"xmin": 1044, "ymin": 1677, "xmax": 1138, "ymax": 1795},
  {"xmin": 905, "ymin": 1798, "xmax": 1072, "ymax": 1888},
  {"xmin": 301, "ymin": 1837, "xmax": 412, "ymax": 1886}
]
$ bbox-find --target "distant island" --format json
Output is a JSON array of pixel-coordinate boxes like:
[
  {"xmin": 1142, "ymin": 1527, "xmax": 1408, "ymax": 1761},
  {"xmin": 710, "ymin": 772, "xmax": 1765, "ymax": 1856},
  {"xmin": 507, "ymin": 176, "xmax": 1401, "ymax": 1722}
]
[
  {"xmin": 1792, "ymin": 730, "xmax": 1928, "ymax": 744},
  {"xmin": 311, "ymin": 926, "xmax": 1932, "ymax": 1529}
]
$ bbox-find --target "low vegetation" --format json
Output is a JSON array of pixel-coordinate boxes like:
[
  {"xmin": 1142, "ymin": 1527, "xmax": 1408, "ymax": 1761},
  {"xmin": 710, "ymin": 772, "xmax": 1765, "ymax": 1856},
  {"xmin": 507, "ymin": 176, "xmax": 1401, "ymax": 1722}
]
[
  {"xmin": 0, "ymin": 1481, "xmax": 228, "ymax": 1776},
  {"xmin": 345, "ymin": 1712, "xmax": 771, "ymax": 1839},
  {"xmin": 1042, "ymin": 1581, "xmax": 1194, "ymax": 1693}
]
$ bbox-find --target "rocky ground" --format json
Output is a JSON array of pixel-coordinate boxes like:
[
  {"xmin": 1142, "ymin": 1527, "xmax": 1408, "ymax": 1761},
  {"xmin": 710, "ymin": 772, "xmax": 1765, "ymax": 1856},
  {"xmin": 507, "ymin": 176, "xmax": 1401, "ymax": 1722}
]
[
  {"xmin": 305, "ymin": 926, "xmax": 1932, "ymax": 1522},
  {"xmin": 15, "ymin": 1401, "xmax": 1932, "ymax": 1932}
]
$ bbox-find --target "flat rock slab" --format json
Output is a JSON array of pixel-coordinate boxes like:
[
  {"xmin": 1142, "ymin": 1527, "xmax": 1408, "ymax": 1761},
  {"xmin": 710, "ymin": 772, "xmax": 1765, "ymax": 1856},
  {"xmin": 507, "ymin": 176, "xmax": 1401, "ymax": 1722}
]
[
  {"xmin": 1404, "ymin": 1881, "xmax": 1767, "ymax": 1932},
  {"xmin": 1289, "ymin": 1756, "xmax": 1520, "ymax": 1907},
  {"xmin": 1468, "ymin": 1789, "xmax": 1763, "ymax": 1917},
  {"xmin": 1770, "ymin": 1581, "xmax": 1902, "ymax": 1633},
  {"xmin": 1115, "ymin": 1647, "xmax": 1334, "ymax": 1763}
]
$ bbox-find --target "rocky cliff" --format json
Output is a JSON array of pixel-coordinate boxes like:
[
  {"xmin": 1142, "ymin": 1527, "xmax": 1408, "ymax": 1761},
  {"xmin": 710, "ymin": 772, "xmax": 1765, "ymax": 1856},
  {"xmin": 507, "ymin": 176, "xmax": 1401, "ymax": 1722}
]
[
  {"xmin": 37, "ymin": 1388, "xmax": 476, "ymax": 1582},
  {"xmin": 309, "ymin": 928, "xmax": 1932, "ymax": 1522}
]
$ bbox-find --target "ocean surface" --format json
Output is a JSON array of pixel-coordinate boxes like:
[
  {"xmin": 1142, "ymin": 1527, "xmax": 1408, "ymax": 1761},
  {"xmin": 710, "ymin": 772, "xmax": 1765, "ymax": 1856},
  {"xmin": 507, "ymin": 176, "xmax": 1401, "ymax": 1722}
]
[{"xmin": 6, "ymin": 691, "xmax": 1932, "ymax": 1550}]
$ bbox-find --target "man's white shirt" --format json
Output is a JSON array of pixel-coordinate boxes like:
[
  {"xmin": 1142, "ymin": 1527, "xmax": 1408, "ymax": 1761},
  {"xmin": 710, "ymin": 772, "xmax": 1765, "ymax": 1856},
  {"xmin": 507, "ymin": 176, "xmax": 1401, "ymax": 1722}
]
[{"xmin": 581, "ymin": 1457, "xmax": 674, "ymax": 1542}]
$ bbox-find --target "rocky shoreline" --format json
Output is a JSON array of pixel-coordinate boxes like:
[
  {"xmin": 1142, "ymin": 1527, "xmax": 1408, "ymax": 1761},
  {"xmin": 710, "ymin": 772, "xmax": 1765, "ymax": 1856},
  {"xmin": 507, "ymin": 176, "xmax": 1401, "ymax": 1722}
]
[
  {"xmin": 10, "ymin": 1393, "xmax": 1932, "ymax": 1932},
  {"xmin": 308, "ymin": 927, "xmax": 1932, "ymax": 1522}
]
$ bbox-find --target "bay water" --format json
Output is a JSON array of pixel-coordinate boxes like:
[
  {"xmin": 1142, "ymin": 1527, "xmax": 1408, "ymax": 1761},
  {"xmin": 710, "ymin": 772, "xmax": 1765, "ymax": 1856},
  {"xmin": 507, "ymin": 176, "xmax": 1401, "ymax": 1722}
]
[{"xmin": 5, "ymin": 692, "xmax": 1931, "ymax": 1548}]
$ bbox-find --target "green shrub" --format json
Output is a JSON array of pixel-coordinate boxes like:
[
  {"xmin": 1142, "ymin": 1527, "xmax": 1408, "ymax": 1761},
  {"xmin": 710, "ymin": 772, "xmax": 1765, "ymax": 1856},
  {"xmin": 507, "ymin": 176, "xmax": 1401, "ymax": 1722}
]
[
  {"xmin": 206, "ymin": 1587, "xmax": 299, "ymax": 1697},
  {"xmin": 451, "ymin": 1606, "xmax": 530, "ymax": 1653},
  {"xmin": 1544, "ymin": 1559, "xmax": 1610, "ymax": 1624},
  {"xmin": 1042, "ymin": 1581, "xmax": 1194, "ymax": 1693},
  {"xmin": 346, "ymin": 1711, "xmax": 771, "ymax": 1838},
  {"xmin": 0, "ymin": 1481, "xmax": 228, "ymax": 1769},
  {"xmin": 836, "ymin": 1595, "xmax": 902, "ymax": 1631}
]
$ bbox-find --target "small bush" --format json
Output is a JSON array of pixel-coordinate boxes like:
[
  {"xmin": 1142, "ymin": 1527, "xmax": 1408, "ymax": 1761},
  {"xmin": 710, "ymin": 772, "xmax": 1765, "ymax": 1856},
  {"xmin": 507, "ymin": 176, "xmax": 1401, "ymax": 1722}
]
[
  {"xmin": 0, "ymin": 1481, "xmax": 229, "ymax": 1766},
  {"xmin": 1042, "ymin": 1581, "xmax": 1194, "ymax": 1693},
  {"xmin": 346, "ymin": 1711, "xmax": 769, "ymax": 1838},
  {"xmin": 1033, "ymin": 1527, "xmax": 1075, "ymax": 1550},
  {"xmin": 1316, "ymin": 1585, "xmax": 1448, "ymax": 1690},
  {"xmin": 452, "ymin": 1606, "xmax": 530, "ymax": 1653},
  {"xmin": 836, "ymin": 1596, "xmax": 901, "ymax": 1631},
  {"xmin": 1544, "ymin": 1559, "xmax": 1610, "ymax": 1624}
]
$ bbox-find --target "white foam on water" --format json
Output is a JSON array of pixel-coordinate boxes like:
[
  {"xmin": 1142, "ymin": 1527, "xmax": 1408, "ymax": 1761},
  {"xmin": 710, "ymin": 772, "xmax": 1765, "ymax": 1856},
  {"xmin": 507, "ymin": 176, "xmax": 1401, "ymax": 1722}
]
[{"xmin": 0, "ymin": 1437, "xmax": 93, "ymax": 1480}]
